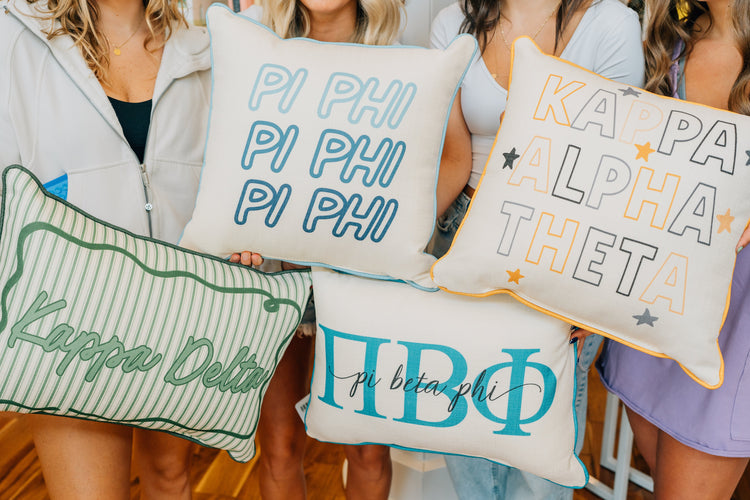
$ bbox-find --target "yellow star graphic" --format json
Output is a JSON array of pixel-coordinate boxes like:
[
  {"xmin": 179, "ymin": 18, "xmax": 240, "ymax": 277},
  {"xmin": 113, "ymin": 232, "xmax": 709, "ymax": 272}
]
[
  {"xmin": 717, "ymin": 209, "xmax": 735, "ymax": 234},
  {"xmin": 506, "ymin": 268, "xmax": 524, "ymax": 284},
  {"xmin": 635, "ymin": 142, "xmax": 656, "ymax": 161}
]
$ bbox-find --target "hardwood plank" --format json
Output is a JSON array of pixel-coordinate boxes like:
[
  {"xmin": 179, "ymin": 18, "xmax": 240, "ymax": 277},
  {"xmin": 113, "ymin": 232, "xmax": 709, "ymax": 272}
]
[
  {"xmin": 2, "ymin": 370, "xmax": 749, "ymax": 499},
  {"xmin": 193, "ymin": 494, "xmax": 237, "ymax": 500},
  {"xmin": 302, "ymin": 437, "xmax": 346, "ymax": 500},
  {"xmin": 0, "ymin": 416, "xmax": 41, "ymax": 497},
  {"xmin": 195, "ymin": 448, "xmax": 259, "ymax": 497},
  {"xmin": 191, "ymin": 445, "xmax": 222, "ymax": 486},
  {"xmin": 1, "ymin": 446, "xmax": 48, "ymax": 500}
]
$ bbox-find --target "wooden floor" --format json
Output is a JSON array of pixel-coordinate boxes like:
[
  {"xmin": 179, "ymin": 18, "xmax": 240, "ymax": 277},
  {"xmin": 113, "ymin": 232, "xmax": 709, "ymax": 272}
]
[{"xmin": 1, "ymin": 371, "xmax": 749, "ymax": 499}]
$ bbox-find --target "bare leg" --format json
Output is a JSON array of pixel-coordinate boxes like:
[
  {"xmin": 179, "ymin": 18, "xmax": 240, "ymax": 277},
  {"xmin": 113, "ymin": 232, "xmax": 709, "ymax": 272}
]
[
  {"xmin": 133, "ymin": 429, "xmax": 194, "ymax": 500},
  {"xmin": 257, "ymin": 334, "xmax": 314, "ymax": 500},
  {"xmin": 343, "ymin": 444, "xmax": 392, "ymax": 500},
  {"xmin": 29, "ymin": 414, "xmax": 132, "ymax": 500},
  {"xmin": 653, "ymin": 430, "xmax": 748, "ymax": 500},
  {"xmin": 625, "ymin": 407, "xmax": 658, "ymax": 473}
]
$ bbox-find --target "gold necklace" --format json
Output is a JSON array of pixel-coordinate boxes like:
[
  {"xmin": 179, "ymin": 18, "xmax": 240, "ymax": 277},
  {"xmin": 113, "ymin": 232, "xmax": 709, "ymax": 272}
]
[
  {"xmin": 498, "ymin": 2, "xmax": 560, "ymax": 52},
  {"xmin": 108, "ymin": 18, "xmax": 144, "ymax": 56}
]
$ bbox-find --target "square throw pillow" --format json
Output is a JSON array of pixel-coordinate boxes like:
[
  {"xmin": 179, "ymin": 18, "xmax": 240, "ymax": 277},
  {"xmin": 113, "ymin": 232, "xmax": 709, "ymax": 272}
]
[
  {"xmin": 178, "ymin": 5, "xmax": 476, "ymax": 290},
  {"xmin": 431, "ymin": 37, "xmax": 750, "ymax": 388},
  {"xmin": 305, "ymin": 267, "xmax": 586, "ymax": 488},
  {"xmin": 0, "ymin": 165, "xmax": 312, "ymax": 461}
]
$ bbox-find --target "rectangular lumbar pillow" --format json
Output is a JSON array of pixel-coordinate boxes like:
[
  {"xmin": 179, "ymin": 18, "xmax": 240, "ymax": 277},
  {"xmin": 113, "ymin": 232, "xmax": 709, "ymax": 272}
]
[
  {"xmin": 305, "ymin": 267, "xmax": 587, "ymax": 488},
  {"xmin": 0, "ymin": 165, "xmax": 312, "ymax": 461},
  {"xmin": 178, "ymin": 5, "xmax": 476, "ymax": 290},
  {"xmin": 431, "ymin": 37, "xmax": 750, "ymax": 388}
]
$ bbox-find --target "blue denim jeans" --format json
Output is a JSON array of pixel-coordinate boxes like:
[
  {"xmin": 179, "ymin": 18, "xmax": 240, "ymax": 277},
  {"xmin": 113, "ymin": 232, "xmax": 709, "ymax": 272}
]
[
  {"xmin": 431, "ymin": 194, "xmax": 601, "ymax": 499},
  {"xmin": 427, "ymin": 192, "xmax": 472, "ymax": 260}
]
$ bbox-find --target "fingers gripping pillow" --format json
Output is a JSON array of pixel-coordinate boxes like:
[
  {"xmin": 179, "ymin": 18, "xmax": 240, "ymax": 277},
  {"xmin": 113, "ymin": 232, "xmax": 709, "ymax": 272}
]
[
  {"xmin": 431, "ymin": 37, "xmax": 750, "ymax": 388},
  {"xmin": 0, "ymin": 166, "xmax": 312, "ymax": 461},
  {"xmin": 178, "ymin": 5, "xmax": 476, "ymax": 290},
  {"xmin": 305, "ymin": 267, "xmax": 587, "ymax": 488}
]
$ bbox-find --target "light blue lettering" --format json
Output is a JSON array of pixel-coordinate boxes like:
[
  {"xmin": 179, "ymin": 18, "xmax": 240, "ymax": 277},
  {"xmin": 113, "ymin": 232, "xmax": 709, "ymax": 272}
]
[
  {"xmin": 318, "ymin": 73, "xmax": 416, "ymax": 129},
  {"xmin": 249, "ymin": 64, "xmax": 307, "ymax": 113}
]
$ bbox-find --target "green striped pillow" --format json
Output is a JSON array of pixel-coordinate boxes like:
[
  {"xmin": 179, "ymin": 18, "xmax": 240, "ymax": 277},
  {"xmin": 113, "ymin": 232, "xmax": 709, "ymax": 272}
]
[{"xmin": 0, "ymin": 165, "xmax": 311, "ymax": 461}]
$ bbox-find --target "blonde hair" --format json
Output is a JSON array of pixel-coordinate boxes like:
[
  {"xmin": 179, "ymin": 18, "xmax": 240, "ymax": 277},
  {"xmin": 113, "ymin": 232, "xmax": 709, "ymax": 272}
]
[
  {"xmin": 27, "ymin": 0, "xmax": 186, "ymax": 81},
  {"xmin": 261, "ymin": 0, "xmax": 403, "ymax": 45},
  {"xmin": 644, "ymin": 0, "xmax": 750, "ymax": 114}
]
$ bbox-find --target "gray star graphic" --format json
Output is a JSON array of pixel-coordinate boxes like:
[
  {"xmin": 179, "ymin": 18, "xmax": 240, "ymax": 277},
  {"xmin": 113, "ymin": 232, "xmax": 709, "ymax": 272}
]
[
  {"xmin": 633, "ymin": 308, "xmax": 658, "ymax": 327},
  {"xmin": 502, "ymin": 147, "xmax": 520, "ymax": 169},
  {"xmin": 619, "ymin": 87, "xmax": 642, "ymax": 97}
]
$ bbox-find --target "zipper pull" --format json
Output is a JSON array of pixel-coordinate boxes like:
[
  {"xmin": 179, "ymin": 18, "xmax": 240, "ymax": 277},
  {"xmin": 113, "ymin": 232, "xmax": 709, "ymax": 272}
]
[
  {"xmin": 140, "ymin": 163, "xmax": 151, "ymax": 188},
  {"xmin": 140, "ymin": 164, "xmax": 153, "ymax": 213}
]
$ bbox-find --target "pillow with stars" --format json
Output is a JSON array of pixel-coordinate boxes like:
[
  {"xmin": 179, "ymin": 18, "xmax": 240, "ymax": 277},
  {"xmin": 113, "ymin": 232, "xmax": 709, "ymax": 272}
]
[{"xmin": 431, "ymin": 37, "xmax": 750, "ymax": 389}]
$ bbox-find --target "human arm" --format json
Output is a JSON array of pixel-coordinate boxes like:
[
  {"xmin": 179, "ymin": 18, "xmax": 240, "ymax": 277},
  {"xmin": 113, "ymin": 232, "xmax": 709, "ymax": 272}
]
[
  {"xmin": 430, "ymin": 4, "xmax": 473, "ymax": 218},
  {"xmin": 737, "ymin": 224, "xmax": 750, "ymax": 254},
  {"xmin": 569, "ymin": 326, "xmax": 594, "ymax": 356},
  {"xmin": 227, "ymin": 253, "xmax": 307, "ymax": 271},
  {"xmin": 435, "ymin": 93, "xmax": 472, "ymax": 218}
]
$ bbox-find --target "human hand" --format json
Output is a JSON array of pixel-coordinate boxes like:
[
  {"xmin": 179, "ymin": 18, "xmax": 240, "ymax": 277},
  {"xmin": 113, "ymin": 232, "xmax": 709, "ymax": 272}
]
[
  {"xmin": 281, "ymin": 261, "xmax": 310, "ymax": 271},
  {"xmin": 736, "ymin": 223, "xmax": 750, "ymax": 254},
  {"xmin": 569, "ymin": 326, "xmax": 594, "ymax": 357},
  {"xmin": 229, "ymin": 251, "xmax": 263, "ymax": 267}
]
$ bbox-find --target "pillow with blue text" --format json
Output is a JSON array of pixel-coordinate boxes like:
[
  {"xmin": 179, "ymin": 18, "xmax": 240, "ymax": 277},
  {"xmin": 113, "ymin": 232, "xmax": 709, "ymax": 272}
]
[
  {"xmin": 0, "ymin": 165, "xmax": 312, "ymax": 461},
  {"xmin": 178, "ymin": 5, "xmax": 476, "ymax": 290},
  {"xmin": 431, "ymin": 37, "xmax": 750, "ymax": 388},
  {"xmin": 305, "ymin": 267, "xmax": 587, "ymax": 488}
]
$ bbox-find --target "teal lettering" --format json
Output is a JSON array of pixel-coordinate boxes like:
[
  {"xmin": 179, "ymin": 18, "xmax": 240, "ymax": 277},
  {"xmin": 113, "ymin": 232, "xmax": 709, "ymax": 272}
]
[
  {"xmin": 394, "ymin": 341, "xmax": 467, "ymax": 428},
  {"xmin": 318, "ymin": 324, "xmax": 389, "ymax": 418},
  {"xmin": 473, "ymin": 349, "xmax": 557, "ymax": 436}
]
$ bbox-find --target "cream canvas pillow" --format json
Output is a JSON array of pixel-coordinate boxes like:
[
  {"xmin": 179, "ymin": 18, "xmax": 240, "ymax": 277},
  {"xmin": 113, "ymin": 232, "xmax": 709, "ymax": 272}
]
[
  {"xmin": 178, "ymin": 5, "xmax": 476, "ymax": 290},
  {"xmin": 431, "ymin": 37, "xmax": 750, "ymax": 388},
  {"xmin": 305, "ymin": 267, "xmax": 586, "ymax": 488},
  {"xmin": 0, "ymin": 165, "xmax": 312, "ymax": 461}
]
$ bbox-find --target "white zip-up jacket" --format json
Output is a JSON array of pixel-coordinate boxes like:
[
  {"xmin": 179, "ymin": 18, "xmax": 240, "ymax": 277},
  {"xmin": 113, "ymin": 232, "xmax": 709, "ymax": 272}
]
[{"xmin": 0, "ymin": 0, "xmax": 211, "ymax": 244}]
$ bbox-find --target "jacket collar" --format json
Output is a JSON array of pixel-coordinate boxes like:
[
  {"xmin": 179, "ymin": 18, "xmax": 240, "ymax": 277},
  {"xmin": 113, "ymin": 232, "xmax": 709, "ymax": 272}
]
[
  {"xmin": 5, "ymin": 0, "xmax": 210, "ymax": 134},
  {"xmin": 152, "ymin": 21, "xmax": 211, "ymax": 104}
]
